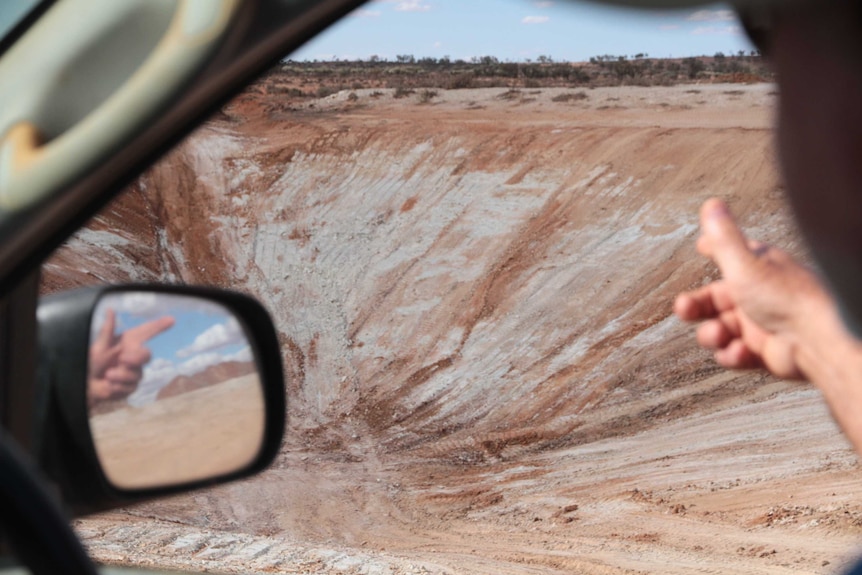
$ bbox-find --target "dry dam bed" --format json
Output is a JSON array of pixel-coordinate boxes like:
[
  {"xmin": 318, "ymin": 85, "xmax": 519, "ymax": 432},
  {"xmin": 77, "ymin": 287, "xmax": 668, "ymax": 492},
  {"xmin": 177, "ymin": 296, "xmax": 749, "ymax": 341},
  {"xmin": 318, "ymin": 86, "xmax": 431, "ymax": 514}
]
[{"xmin": 49, "ymin": 84, "xmax": 862, "ymax": 574}]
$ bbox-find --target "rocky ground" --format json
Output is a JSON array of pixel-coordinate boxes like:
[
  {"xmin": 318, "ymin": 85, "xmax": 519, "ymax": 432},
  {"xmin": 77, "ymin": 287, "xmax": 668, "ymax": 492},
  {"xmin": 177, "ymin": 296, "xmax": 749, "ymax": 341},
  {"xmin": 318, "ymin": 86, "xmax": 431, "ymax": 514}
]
[{"xmin": 45, "ymin": 83, "xmax": 862, "ymax": 574}]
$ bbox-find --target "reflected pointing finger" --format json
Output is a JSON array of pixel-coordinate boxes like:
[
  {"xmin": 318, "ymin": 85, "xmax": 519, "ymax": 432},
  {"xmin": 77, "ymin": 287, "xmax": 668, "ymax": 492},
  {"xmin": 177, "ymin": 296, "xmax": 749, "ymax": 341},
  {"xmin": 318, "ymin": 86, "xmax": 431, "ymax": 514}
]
[
  {"xmin": 119, "ymin": 346, "xmax": 151, "ymax": 367},
  {"xmin": 125, "ymin": 316, "xmax": 175, "ymax": 344},
  {"xmin": 90, "ymin": 344, "xmax": 122, "ymax": 377},
  {"xmin": 105, "ymin": 364, "xmax": 143, "ymax": 385}
]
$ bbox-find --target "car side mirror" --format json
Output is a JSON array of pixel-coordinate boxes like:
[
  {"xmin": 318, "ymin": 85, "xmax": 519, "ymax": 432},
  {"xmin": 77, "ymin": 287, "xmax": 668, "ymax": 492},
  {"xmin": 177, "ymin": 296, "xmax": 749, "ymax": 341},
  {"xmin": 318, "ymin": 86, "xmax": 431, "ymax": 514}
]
[{"xmin": 35, "ymin": 285, "xmax": 285, "ymax": 515}]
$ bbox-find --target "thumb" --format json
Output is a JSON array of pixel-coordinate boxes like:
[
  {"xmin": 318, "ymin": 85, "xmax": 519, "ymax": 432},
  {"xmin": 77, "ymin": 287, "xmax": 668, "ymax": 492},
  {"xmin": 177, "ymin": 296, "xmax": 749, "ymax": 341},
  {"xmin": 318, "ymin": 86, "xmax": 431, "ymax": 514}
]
[{"xmin": 698, "ymin": 198, "xmax": 755, "ymax": 279}]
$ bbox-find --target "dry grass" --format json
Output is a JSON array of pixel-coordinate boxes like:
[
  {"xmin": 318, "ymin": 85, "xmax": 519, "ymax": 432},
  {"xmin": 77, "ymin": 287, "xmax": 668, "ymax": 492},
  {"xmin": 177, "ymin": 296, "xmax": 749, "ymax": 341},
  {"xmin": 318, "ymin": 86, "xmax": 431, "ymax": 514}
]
[{"xmin": 551, "ymin": 91, "xmax": 589, "ymax": 103}]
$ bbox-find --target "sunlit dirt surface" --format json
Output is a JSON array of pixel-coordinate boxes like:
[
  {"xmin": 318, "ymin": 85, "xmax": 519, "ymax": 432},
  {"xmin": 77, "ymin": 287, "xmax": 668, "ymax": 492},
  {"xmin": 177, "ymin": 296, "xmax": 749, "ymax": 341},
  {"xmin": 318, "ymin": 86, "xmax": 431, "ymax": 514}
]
[{"xmin": 51, "ymin": 84, "xmax": 862, "ymax": 574}]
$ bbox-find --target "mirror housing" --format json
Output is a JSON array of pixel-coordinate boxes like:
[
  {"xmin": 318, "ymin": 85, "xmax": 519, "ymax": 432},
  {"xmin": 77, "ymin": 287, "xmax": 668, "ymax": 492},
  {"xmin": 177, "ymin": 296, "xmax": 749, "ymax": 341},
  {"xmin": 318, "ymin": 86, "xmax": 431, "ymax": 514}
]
[{"xmin": 35, "ymin": 284, "xmax": 285, "ymax": 516}]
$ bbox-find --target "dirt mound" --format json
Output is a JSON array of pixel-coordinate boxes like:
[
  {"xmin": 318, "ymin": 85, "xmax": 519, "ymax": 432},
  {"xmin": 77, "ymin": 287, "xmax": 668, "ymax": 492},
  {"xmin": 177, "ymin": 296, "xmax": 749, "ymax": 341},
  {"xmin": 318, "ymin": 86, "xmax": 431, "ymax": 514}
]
[
  {"xmin": 51, "ymin": 84, "xmax": 860, "ymax": 574},
  {"xmin": 157, "ymin": 361, "xmax": 256, "ymax": 401}
]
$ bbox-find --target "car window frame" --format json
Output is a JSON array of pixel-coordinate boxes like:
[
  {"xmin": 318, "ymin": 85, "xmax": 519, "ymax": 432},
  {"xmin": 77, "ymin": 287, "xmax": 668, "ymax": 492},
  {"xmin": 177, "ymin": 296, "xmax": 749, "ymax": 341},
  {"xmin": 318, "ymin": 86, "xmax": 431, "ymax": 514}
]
[{"xmin": 0, "ymin": 0, "xmax": 369, "ymax": 456}]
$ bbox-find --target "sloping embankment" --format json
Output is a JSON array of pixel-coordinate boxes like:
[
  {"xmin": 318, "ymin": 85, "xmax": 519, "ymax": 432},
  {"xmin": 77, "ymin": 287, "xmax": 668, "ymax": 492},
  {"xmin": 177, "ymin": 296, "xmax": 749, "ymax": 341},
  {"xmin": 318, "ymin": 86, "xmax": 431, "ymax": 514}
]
[{"xmin": 49, "ymin": 84, "xmax": 795, "ymax": 456}]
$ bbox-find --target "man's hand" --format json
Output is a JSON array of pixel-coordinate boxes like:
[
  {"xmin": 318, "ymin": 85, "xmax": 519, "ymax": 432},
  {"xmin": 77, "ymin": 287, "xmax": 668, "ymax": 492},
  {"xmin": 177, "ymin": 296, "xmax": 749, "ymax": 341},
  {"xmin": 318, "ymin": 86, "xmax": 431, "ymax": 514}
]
[
  {"xmin": 674, "ymin": 198, "xmax": 831, "ymax": 380},
  {"xmin": 674, "ymin": 198, "xmax": 862, "ymax": 456},
  {"xmin": 88, "ymin": 309, "xmax": 175, "ymax": 407}
]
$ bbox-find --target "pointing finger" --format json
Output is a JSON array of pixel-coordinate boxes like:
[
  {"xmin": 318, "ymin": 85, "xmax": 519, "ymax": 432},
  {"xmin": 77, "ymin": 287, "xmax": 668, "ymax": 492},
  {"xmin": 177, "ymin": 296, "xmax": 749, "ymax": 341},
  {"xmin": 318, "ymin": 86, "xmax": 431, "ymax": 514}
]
[{"xmin": 123, "ymin": 316, "xmax": 175, "ymax": 345}]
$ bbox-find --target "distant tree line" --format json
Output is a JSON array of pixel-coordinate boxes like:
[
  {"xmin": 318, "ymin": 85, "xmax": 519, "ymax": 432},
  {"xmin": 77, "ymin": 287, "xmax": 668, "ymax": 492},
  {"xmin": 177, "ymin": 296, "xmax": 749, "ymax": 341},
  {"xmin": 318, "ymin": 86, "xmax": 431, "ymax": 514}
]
[{"xmin": 258, "ymin": 52, "xmax": 773, "ymax": 101}]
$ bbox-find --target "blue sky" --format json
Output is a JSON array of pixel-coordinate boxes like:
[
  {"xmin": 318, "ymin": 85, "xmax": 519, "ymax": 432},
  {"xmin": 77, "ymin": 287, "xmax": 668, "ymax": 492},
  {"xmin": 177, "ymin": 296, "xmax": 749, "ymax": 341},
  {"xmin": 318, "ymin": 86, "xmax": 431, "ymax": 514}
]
[
  {"xmin": 291, "ymin": 0, "xmax": 752, "ymax": 63},
  {"xmin": 0, "ymin": 0, "xmax": 39, "ymax": 40}
]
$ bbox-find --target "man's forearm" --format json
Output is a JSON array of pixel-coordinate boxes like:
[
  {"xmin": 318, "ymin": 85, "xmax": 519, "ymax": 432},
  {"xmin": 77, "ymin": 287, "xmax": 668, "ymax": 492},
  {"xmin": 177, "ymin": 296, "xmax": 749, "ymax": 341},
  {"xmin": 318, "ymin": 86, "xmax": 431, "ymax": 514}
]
[{"xmin": 796, "ymin": 297, "xmax": 862, "ymax": 454}]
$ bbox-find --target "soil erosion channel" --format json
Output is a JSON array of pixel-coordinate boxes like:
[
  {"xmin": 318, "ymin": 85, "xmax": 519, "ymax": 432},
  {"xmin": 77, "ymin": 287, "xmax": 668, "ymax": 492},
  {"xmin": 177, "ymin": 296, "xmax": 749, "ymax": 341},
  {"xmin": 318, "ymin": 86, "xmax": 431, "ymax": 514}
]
[{"xmin": 46, "ymin": 84, "xmax": 862, "ymax": 574}]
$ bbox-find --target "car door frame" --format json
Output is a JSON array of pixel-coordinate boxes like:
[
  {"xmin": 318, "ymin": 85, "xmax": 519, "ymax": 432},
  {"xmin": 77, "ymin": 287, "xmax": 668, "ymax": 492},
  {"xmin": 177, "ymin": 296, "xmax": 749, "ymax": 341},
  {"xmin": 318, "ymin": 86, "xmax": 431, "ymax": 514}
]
[{"xmin": 0, "ymin": 0, "xmax": 369, "ymax": 461}]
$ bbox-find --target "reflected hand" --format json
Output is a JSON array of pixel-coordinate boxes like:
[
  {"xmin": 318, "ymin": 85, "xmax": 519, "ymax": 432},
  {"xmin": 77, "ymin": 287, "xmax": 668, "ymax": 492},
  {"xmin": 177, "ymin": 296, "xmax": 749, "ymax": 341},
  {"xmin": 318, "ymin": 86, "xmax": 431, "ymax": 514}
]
[
  {"xmin": 88, "ymin": 309, "xmax": 175, "ymax": 407},
  {"xmin": 673, "ymin": 198, "xmax": 830, "ymax": 380}
]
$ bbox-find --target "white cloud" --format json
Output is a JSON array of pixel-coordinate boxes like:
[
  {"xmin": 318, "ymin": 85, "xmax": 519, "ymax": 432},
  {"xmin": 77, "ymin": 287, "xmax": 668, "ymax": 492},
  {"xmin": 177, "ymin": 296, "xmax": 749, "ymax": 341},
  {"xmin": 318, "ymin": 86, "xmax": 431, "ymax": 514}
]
[
  {"xmin": 353, "ymin": 8, "xmax": 382, "ymax": 17},
  {"xmin": 177, "ymin": 316, "xmax": 245, "ymax": 358},
  {"xmin": 687, "ymin": 9, "xmax": 735, "ymax": 22},
  {"xmin": 225, "ymin": 346, "xmax": 253, "ymax": 363},
  {"xmin": 145, "ymin": 357, "xmax": 175, "ymax": 377},
  {"xmin": 522, "ymin": 15, "xmax": 550, "ymax": 24},
  {"xmin": 433, "ymin": 41, "xmax": 442, "ymax": 49},
  {"xmin": 533, "ymin": 1, "xmax": 553, "ymax": 6},
  {"xmin": 691, "ymin": 24, "xmax": 741, "ymax": 36},
  {"xmin": 395, "ymin": 0, "xmax": 430, "ymax": 12}
]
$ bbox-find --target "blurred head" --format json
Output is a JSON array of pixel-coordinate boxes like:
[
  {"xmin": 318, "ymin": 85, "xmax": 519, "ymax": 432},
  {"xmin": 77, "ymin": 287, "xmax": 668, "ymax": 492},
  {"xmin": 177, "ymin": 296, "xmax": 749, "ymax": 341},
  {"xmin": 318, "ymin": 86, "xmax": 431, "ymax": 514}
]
[
  {"xmin": 586, "ymin": 0, "xmax": 862, "ymax": 335},
  {"xmin": 766, "ymin": 3, "xmax": 862, "ymax": 336}
]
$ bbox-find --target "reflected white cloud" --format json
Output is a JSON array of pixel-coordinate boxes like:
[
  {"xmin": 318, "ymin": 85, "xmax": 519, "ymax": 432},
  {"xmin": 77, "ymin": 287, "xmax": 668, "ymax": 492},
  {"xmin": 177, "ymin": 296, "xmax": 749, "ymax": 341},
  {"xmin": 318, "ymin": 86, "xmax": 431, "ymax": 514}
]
[
  {"xmin": 225, "ymin": 346, "xmax": 253, "ymax": 363},
  {"xmin": 177, "ymin": 316, "xmax": 245, "ymax": 358}
]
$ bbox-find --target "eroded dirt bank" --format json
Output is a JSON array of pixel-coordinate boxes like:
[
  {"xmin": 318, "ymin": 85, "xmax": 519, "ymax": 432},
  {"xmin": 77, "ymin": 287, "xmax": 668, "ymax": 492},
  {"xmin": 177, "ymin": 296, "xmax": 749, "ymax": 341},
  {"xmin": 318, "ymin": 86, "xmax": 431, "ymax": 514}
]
[{"xmin": 48, "ymin": 84, "xmax": 862, "ymax": 573}]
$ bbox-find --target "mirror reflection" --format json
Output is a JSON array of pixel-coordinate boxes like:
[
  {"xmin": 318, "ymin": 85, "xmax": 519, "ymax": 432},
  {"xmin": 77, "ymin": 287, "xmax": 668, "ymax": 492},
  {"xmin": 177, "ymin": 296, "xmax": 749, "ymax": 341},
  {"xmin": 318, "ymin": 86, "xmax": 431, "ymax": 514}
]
[{"xmin": 87, "ymin": 291, "xmax": 266, "ymax": 490}]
